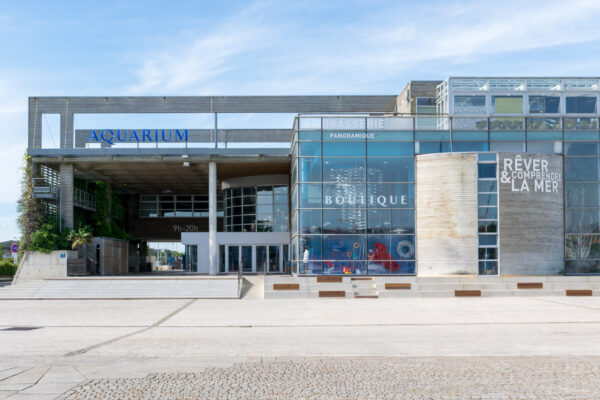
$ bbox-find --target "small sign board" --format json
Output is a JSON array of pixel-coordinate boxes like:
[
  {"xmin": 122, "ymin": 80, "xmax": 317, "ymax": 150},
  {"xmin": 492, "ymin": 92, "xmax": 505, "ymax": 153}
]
[{"xmin": 10, "ymin": 243, "xmax": 18, "ymax": 253}]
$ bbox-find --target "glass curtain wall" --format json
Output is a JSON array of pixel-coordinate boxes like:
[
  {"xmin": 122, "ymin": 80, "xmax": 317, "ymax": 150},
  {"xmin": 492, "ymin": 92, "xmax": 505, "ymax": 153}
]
[
  {"xmin": 224, "ymin": 185, "xmax": 289, "ymax": 232},
  {"xmin": 293, "ymin": 115, "xmax": 600, "ymax": 275},
  {"xmin": 292, "ymin": 119, "xmax": 416, "ymax": 275}
]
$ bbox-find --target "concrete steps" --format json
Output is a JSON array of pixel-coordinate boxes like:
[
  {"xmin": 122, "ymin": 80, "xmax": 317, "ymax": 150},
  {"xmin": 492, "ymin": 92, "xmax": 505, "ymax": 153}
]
[
  {"xmin": 0, "ymin": 277, "xmax": 240, "ymax": 299},
  {"xmin": 265, "ymin": 275, "xmax": 600, "ymax": 299}
]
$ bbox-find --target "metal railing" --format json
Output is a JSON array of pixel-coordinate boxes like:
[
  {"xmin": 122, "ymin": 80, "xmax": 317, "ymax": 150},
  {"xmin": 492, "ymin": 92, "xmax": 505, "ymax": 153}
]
[{"xmin": 73, "ymin": 188, "xmax": 96, "ymax": 211}]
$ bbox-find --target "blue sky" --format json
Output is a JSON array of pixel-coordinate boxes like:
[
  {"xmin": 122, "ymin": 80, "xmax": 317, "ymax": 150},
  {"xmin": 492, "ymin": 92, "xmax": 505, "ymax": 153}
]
[{"xmin": 2, "ymin": 0, "xmax": 600, "ymax": 240}]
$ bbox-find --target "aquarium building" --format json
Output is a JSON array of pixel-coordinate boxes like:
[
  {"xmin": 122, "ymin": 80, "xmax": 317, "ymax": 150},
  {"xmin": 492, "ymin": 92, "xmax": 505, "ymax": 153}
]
[{"xmin": 27, "ymin": 78, "xmax": 600, "ymax": 278}]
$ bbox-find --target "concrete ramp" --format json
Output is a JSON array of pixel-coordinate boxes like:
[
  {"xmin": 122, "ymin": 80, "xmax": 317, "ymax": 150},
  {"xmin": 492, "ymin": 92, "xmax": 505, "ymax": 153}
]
[{"xmin": 0, "ymin": 277, "xmax": 240, "ymax": 299}]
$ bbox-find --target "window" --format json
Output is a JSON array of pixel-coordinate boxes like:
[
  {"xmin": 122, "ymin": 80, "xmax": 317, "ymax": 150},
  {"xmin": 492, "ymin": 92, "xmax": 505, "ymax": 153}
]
[
  {"xmin": 528, "ymin": 96, "xmax": 560, "ymax": 114},
  {"xmin": 224, "ymin": 185, "xmax": 289, "ymax": 232},
  {"xmin": 492, "ymin": 96, "xmax": 523, "ymax": 114},
  {"xmin": 140, "ymin": 195, "xmax": 222, "ymax": 218},
  {"xmin": 566, "ymin": 96, "xmax": 597, "ymax": 114},
  {"xmin": 454, "ymin": 96, "xmax": 486, "ymax": 115},
  {"xmin": 478, "ymin": 154, "xmax": 498, "ymax": 275}
]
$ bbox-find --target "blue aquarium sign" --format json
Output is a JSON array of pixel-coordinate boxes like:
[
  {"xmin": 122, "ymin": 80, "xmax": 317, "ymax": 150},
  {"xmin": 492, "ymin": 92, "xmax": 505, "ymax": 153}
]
[{"xmin": 88, "ymin": 129, "xmax": 188, "ymax": 145}]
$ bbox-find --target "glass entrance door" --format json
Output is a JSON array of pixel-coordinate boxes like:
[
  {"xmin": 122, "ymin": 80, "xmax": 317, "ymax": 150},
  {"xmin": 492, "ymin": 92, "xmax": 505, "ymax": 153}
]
[
  {"xmin": 256, "ymin": 246, "xmax": 267, "ymax": 273},
  {"xmin": 221, "ymin": 244, "xmax": 289, "ymax": 274},
  {"xmin": 241, "ymin": 246, "xmax": 253, "ymax": 273}
]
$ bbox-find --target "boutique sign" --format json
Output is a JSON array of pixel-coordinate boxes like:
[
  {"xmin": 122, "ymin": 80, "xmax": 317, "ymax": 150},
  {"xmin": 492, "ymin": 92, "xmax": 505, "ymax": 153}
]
[
  {"xmin": 499, "ymin": 153, "xmax": 562, "ymax": 194},
  {"xmin": 88, "ymin": 129, "xmax": 188, "ymax": 145},
  {"xmin": 324, "ymin": 194, "xmax": 409, "ymax": 207}
]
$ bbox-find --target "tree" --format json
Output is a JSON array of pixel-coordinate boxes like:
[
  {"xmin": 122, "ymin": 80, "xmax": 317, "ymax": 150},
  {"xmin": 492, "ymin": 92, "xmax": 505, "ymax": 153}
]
[
  {"xmin": 17, "ymin": 154, "xmax": 45, "ymax": 255},
  {"xmin": 67, "ymin": 226, "xmax": 93, "ymax": 256}
]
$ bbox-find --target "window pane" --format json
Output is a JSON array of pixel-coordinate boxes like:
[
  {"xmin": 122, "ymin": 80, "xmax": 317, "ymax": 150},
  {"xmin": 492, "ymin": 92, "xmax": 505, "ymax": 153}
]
[
  {"xmin": 490, "ymin": 141, "xmax": 525, "ymax": 152},
  {"xmin": 322, "ymin": 142, "xmax": 365, "ymax": 156},
  {"xmin": 367, "ymin": 142, "xmax": 414, "ymax": 156},
  {"xmin": 478, "ymin": 220, "xmax": 497, "ymax": 233},
  {"xmin": 322, "ymin": 235, "xmax": 367, "ymax": 261},
  {"xmin": 367, "ymin": 209, "xmax": 392, "ymax": 233},
  {"xmin": 478, "ymin": 207, "xmax": 497, "ymax": 219},
  {"xmin": 299, "ymin": 157, "xmax": 321, "ymax": 182},
  {"xmin": 299, "ymin": 142, "xmax": 321, "ymax": 156},
  {"xmin": 527, "ymin": 141, "xmax": 560, "ymax": 154},
  {"xmin": 478, "ymin": 164, "xmax": 496, "ymax": 179},
  {"xmin": 566, "ymin": 209, "xmax": 599, "ymax": 233},
  {"xmin": 566, "ymin": 96, "xmax": 597, "ymax": 114},
  {"xmin": 566, "ymin": 183, "xmax": 600, "ymax": 207},
  {"xmin": 454, "ymin": 96, "xmax": 486, "ymax": 115},
  {"xmin": 299, "ymin": 184, "xmax": 322, "ymax": 208},
  {"xmin": 416, "ymin": 141, "xmax": 450, "ymax": 154},
  {"xmin": 492, "ymin": 96, "xmax": 523, "ymax": 113},
  {"xmin": 478, "ymin": 180, "xmax": 497, "ymax": 193},
  {"xmin": 453, "ymin": 142, "xmax": 489, "ymax": 152},
  {"xmin": 529, "ymin": 96, "xmax": 560, "ymax": 114},
  {"xmin": 565, "ymin": 158, "xmax": 598, "ymax": 181},
  {"xmin": 564, "ymin": 142, "xmax": 599, "ymax": 156},
  {"xmin": 479, "ymin": 235, "xmax": 497, "ymax": 246},
  {"xmin": 391, "ymin": 209, "xmax": 415, "ymax": 234},
  {"xmin": 322, "ymin": 158, "xmax": 365, "ymax": 182},
  {"xmin": 478, "ymin": 193, "xmax": 497, "ymax": 206},
  {"xmin": 367, "ymin": 158, "xmax": 414, "ymax": 182},
  {"xmin": 390, "ymin": 235, "xmax": 416, "ymax": 260},
  {"xmin": 322, "ymin": 209, "xmax": 366, "ymax": 233},
  {"xmin": 300, "ymin": 235, "xmax": 322, "ymax": 260},
  {"xmin": 478, "ymin": 248, "xmax": 497, "ymax": 260},
  {"xmin": 300, "ymin": 210, "xmax": 321, "ymax": 234}
]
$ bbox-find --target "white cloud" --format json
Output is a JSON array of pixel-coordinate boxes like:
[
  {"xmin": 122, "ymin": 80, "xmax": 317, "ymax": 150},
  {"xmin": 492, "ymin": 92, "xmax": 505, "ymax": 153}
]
[
  {"xmin": 127, "ymin": 0, "xmax": 600, "ymax": 95},
  {"xmin": 128, "ymin": 4, "xmax": 274, "ymax": 94}
]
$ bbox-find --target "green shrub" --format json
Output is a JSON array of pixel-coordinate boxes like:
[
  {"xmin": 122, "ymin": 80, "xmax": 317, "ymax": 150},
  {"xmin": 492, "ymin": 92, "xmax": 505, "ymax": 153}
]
[
  {"xmin": 0, "ymin": 260, "xmax": 17, "ymax": 277},
  {"xmin": 28, "ymin": 219, "xmax": 70, "ymax": 253}
]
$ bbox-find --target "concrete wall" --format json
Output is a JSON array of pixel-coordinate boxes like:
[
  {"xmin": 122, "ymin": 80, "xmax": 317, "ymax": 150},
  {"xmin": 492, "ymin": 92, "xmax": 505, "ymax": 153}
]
[
  {"xmin": 416, "ymin": 153, "xmax": 479, "ymax": 275},
  {"xmin": 13, "ymin": 250, "xmax": 77, "ymax": 284},
  {"xmin": 182, "ymin": 232, "xmax": 290, "ymax": 273},
  {"xmin": 396, "ymin": 81, "xmax": 441, "ymax": 114},
  {"xmin": 498, "ymin": 152, "xmax": 564, "ymax": 274}
]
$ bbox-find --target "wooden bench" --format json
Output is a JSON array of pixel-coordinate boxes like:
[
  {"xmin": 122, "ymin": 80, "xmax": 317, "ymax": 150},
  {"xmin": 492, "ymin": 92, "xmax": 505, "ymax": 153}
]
[
  {"xmin": 318, "ymin": 291, "xmax": 345, "ymax": 298},
  {"xmin": 273, "ymin": 283, "xmax": 299, "ymax": 291},
  {"xmin": 385, "ymin": 283, "xmax": 411, "ymax": 290},
  {"xmin": 455, "ymin": 290, "xmax": 481, "ymax": 297}
]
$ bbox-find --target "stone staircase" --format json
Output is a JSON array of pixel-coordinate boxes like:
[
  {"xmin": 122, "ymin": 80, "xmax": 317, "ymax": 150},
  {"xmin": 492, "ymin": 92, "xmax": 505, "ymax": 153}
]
[
  {"xmin": 264, "ymin": 275, "xmax": 600, "ymax": 299},
  {"xmin": 0, "ymin": 276, "xmax": 240, "ymax": 299},
  {"xmin": 352, "ymin": 277, "xmax": 379, "ymax": 298}
]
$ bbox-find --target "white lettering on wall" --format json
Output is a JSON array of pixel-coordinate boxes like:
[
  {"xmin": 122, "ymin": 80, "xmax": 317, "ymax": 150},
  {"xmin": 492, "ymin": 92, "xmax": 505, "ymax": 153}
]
[{"xmin": 500, "ymin": 154, "xmax": 562, "ymax": 194}]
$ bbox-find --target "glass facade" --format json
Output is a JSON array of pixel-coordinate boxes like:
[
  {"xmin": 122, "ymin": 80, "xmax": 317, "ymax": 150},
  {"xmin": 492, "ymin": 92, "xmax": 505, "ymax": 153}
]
[
  {"xmin": 140, "ymin": 195, "xmax": 223, "ymax": 218},
  {"xmin": 224, "ymin": 185, "xmax": 289, "ymax": 232},
  {"xmin": 294, "ymin": 109, "xmax": 600, "ymax": 275},
  {"xmin": 291, "ymin": 122, "xmax": 415, "ymax": 275}
]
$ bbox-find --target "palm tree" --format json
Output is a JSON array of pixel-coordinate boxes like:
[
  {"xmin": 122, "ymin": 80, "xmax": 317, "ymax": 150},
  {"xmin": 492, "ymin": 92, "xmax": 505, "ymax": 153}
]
[{"xmin": 67, "ymin": 226, "xmax": 93, "ymax": 257}]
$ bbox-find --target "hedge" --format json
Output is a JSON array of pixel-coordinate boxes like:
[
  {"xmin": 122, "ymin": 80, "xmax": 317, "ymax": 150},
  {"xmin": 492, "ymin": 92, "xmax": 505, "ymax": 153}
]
[{"xmin": 0, "ymin": 260, "xmax": 17, "ymax": 277}]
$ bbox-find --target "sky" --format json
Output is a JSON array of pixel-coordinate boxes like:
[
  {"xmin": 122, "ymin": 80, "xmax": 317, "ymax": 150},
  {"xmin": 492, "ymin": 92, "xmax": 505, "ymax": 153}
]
[{"xmin": 2, "ymin": 0, "xmax": 600, "ymax": 240}]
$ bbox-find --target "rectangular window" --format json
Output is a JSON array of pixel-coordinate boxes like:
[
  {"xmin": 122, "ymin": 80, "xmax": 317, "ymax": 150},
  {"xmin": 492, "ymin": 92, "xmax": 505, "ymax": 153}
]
[
  {"xmin": 528, "ymin": 95, "xmax": 560, "ymax": 114},
  {"xmin": 322, "ymin": 142, "xmax": 365, "ymax": 156},
  {"xmin": 322, "ymin": 158, "xmax": 365, "ymax": 183},
  {"xmin": 477, "ymin": 164, "xmax": 496, "ymax": 179},
  {"xmin": 454, "ymin": 96, "xmax": 486, "ymax": 115},
  {"xmin": 492, "ymin": 96, "xmax": 523, "ymax": 114},
  {"xmin": 566, "ymin": 96, "xmax": 597, "ymax": 114}
]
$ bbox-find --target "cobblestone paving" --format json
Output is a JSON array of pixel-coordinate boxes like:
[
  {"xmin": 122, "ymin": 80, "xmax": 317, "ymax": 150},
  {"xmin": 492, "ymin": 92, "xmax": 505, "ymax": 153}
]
[{"xmin": 60, "ymin": 357, "xmax": 600, "ymax": 400}]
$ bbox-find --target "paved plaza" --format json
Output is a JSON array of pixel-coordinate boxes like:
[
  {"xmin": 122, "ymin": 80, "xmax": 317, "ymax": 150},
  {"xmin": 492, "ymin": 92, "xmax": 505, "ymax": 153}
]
[{"xmin": 0, "ymin": 296, "xmax": 600, "ymax": 398}]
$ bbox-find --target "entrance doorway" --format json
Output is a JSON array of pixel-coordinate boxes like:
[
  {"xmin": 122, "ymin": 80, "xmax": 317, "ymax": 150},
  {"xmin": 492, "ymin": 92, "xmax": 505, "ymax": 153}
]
[{"xmin": 219, "ymin": 244, "xmax": 288, "ymax": 274}]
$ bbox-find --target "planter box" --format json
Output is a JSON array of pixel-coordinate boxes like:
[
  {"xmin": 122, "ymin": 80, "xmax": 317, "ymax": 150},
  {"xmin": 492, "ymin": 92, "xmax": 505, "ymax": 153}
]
[{"xmin": 67, "ymin": 258, "xmax": 93, "ymax": 276}]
